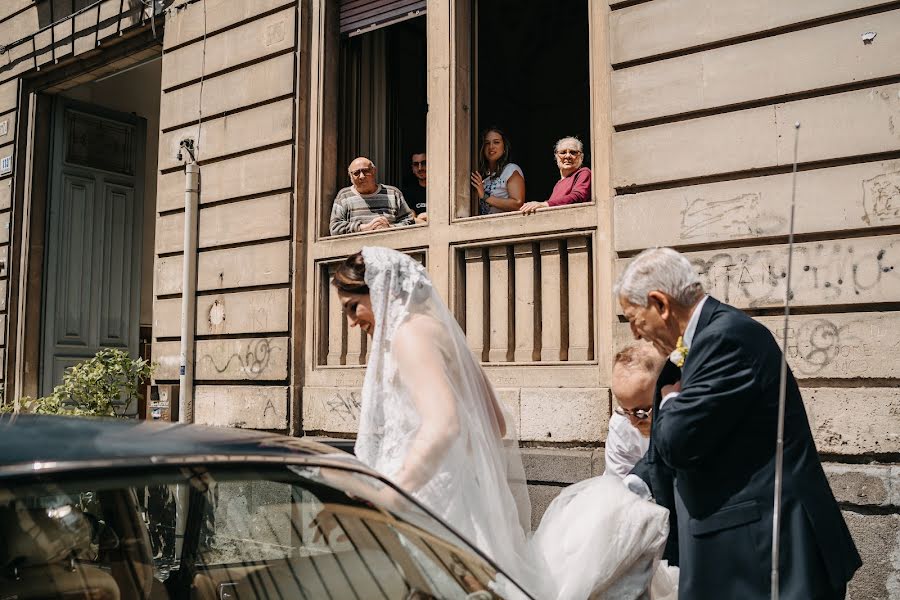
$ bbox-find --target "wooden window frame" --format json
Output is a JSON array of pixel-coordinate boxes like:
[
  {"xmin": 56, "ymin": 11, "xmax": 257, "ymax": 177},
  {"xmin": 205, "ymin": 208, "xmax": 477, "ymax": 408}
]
[{"xmin": 449, "ymin": 0, "xmax": 602, "ymax": 224}]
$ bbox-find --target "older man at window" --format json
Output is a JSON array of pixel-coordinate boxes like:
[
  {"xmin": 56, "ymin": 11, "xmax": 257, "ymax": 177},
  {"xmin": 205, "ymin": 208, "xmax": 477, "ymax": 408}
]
[{"xmin": 330, "ymin": 156, "xmax": 416, "ymax": 236}]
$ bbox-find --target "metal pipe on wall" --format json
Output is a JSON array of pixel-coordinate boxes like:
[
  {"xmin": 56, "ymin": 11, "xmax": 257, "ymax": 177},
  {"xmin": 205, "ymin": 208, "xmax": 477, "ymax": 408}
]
[
  {"xmin": 178, "ymin": 155, "xmax": 199, "ymax": 424},
  {"xmin": 174, "ymin": 145, "xmax": 198, "ymax": 561}
]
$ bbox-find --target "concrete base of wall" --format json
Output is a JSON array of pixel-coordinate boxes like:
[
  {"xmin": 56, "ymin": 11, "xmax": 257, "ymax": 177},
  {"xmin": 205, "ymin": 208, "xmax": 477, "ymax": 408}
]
[{"xmin": 523, "ymin": 448, "xmax": 900, "ymax": 600}]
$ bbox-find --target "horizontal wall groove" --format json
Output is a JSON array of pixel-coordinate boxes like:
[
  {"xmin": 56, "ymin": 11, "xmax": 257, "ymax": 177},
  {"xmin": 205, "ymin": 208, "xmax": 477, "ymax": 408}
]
[
  {"xmin": 302, "ymin": 430, "xmax": 356, "ymax": 440},
  {"xmin": 611, "ymin": 0, "xmax": 900, "ymax": 70},
  {"xmin": 193, "ymin": 331, "xmax": 291, "ymax": 342},
  {"xmin": 158, "ymin": 139, "xmax": 293, "ymax": 174},
  {"xmin": 614, "ymin": 149, "xmax": 900, "ymax": 195},
  {"xmin": 839, "ymin": 504, "xmax": 900, "ymax": 515},
  {"xmin": 159, "ymin": 93, "xmax": 294, "ymax": 133},
  {"xmin": 617, "ymin": 302, "xmax": 900, "ymax": 321},
  {"xmin": 616, "ymin": 224, "xmax": 900, "ymax": 257},
  {"xmin": 160, "ymin": 46, "xmax": 294, "ymax": 94},
  {"xmin": 799, "ymin": 378, "xmax": 900, "ymax": 388},
  {"xmin": 151, "ymin": 379, "xmax": 289, "ymax": 387},
  {"xmin": 610, "ymin": 0, "xmax": 655, "ymax": 11},
  {"xmin": 155, "ymin": 234, "xmax": 291, "ymax": 259},
  {"xmin": 154, "ymin": 283, "xmax": 294, "ymax": 302},
  {"xmin": 192, "ymin": 379, "xmax": 289, "ymax": 387},
  {"xmin": 614, "ymin": 73, "xmax": 900, "ymax": 132},
  {"xmin": 743, "ymin": 302, "xmax": 900, "ymax": 318},
  {"xmin": 0, "ymin": 4, "xmax": 34, "ymax": 29},
  {"xmin": 162, "ymin": 0, "xmax": 296, "ymax": 54},
  {"xmin": 519, "ymin": 441, "xmax": 602, "ymax": 449},
  {"xmin": 521, "ymin": 480, "xmax": 570, "ymax": 488},
  {"xmin": 820, "ymin": 452, "xmax": 900, "ymax": 464},
  {"xmin": 156, "ymin": 187, "xmax": 294, "ymax": 217}
]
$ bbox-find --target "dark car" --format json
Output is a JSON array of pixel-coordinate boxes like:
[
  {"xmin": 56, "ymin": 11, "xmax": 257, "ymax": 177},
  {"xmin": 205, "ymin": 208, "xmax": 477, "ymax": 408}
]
[{"xmin": 0, "ymin": 415, "xmax": 532, "ymax": 599}]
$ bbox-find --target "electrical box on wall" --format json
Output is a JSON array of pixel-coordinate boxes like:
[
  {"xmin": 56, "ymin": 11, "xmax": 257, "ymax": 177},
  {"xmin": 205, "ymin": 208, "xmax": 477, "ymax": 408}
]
[{"xmin": 146, "ymin": 384, "xmax": 179, "ymax": 422}]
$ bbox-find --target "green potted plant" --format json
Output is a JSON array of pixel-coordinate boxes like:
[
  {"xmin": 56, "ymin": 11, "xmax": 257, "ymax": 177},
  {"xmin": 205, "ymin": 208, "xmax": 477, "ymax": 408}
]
[{"xmin": 1, "ymin": 348, "xmax": 155, "ymax": 417}]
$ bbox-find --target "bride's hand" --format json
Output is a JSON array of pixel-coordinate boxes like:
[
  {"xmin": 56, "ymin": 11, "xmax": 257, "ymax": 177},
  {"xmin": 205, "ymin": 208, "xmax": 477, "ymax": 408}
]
[{"xmin": 310, "ymin": 509, "xmax": 348, "ymax": 544}]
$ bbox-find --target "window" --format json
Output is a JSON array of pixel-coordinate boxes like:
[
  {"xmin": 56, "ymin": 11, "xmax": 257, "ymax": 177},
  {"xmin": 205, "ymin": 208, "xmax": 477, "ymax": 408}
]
[
  {"xmin": 461, "ymin": 0, "xmax": 592, "ymax": 217},
  {"xmin": 328, "ymin": 8, "xmax": 428, "ymax": 237},
  {"xmin": 0, "ymin": 464, "xmax": 514, "ymax": 598}
]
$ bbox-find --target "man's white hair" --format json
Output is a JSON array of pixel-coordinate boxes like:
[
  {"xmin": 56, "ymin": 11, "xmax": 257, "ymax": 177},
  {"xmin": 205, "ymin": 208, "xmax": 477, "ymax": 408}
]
[{"xmin": 614, "ymin": 247, "xmax": 705, "ymax": 307}]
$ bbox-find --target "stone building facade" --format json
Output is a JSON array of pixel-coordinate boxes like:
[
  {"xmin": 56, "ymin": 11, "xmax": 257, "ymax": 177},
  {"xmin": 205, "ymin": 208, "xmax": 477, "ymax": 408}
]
[{"xmin": 0, "ymin": 0, "xmax": 896, "ymax": 596}]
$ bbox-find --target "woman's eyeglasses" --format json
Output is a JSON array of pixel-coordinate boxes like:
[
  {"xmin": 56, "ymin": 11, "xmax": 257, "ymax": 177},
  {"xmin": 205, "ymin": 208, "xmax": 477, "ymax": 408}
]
[
  {"xmin": 614, "ymin": 406, "xmax": 652, "ymax": 420},
  {"xmin": 557, "ymin": 149, "xmax": 582, "ymax": 157}
]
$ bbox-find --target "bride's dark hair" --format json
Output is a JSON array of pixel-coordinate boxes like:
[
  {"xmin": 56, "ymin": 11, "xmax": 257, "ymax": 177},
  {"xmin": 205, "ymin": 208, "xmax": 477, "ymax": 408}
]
[{"xmin": 332, "ymin": 252, "xmax": 368, "ymax": 294}]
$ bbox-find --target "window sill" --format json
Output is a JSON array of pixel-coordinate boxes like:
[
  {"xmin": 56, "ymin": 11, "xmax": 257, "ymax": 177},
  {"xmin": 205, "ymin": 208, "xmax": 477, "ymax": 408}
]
[{"xmin": 451, "ymin": 201, "xmax": 597, "ymax": 224}]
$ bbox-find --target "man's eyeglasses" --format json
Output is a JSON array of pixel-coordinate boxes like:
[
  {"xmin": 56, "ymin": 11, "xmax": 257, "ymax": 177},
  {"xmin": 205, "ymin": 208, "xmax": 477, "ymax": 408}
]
[
  {"xmin": 557, "ymin": 149, "xmax": 582, "ymax": 157},
  {"xmin": 349, "ymin": 167, "xmax": 373, "ymax": 177},
  {"xmin": 411, "ymin": 160, "xmax": 427, "ymax": 168},
  {"xmin": 614, "ymin": 406, "xmax": 652, "ymax": 420}
]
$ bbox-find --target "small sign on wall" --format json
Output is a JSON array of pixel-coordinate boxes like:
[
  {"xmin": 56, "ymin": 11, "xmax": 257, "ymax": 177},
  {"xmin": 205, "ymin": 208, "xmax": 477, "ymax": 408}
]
[{"xmin": 0, "ymin": 156, "xmax": 10, "ymax": 176}]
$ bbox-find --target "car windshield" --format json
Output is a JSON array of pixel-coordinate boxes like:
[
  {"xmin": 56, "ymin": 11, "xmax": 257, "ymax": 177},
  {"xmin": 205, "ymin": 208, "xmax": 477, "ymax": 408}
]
[{"xmin": 0, "ymin": 463, "xmax": 524, "ymax": 599}]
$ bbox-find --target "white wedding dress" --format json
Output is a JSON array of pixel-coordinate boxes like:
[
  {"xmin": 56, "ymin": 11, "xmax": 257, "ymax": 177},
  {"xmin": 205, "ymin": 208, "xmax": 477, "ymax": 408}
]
[{"xmin": 354, "ymin": 247, "xmax": 671, "ymax": 600}]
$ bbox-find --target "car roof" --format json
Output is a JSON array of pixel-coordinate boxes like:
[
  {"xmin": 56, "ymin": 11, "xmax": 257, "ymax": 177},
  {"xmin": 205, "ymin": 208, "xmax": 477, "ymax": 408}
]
[{"xmin": 0, "ymin": 414, "xmax": 345, "ymax": 476}]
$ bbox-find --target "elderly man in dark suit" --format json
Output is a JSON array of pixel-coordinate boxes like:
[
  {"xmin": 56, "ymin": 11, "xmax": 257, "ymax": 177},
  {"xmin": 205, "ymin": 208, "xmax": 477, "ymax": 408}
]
[{"xmin": 618, "ymin": 247, "xmax": 860, "ymax": 600}]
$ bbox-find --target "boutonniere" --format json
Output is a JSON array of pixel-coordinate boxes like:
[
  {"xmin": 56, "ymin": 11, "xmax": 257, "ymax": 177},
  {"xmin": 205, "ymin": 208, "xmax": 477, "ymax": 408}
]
[{"xmin": 670, "ymin": 336, "xmax": 689, "ymax": 368}]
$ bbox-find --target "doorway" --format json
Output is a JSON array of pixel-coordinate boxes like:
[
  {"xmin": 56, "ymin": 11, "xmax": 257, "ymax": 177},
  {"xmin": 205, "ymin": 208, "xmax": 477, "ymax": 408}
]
[{"xmin": 40, "ymin": 97, "xmax": 146, "ymax": 394}]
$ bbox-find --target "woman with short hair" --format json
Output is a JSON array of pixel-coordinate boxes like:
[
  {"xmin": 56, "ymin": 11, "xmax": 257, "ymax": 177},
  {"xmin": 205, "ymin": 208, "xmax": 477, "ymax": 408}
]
[{"xmin": 520, "ymin": 136, "xmax": 592, "ymax": 214}]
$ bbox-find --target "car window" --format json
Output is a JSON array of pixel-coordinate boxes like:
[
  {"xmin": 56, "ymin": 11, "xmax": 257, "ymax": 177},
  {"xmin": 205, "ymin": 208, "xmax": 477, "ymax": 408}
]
[{"xmin": 0, "ymin": 464, "xmax": 517, "ymax": 599}]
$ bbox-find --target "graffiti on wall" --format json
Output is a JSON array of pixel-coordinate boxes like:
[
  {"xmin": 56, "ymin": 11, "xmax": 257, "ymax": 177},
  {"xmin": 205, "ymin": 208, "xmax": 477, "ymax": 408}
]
[{"xmin": 692, "ymin": 239, "xmax": 897, "ymax": 308}]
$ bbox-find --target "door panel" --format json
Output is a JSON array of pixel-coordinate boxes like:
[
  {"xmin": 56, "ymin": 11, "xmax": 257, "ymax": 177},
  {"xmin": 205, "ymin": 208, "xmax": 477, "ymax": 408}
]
[
  {"xmin": 99, "ymin": 184, "xmax": 136, "ymax": 348},
  {"xmin": 41, "ymin": 100, "xmax": 144, "ymax": 395}
]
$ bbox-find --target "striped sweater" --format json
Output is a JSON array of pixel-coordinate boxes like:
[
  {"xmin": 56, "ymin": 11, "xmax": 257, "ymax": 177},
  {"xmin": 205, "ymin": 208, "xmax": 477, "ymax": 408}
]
[{"xmin": 329, "ymin": 184, "xmax": 416, "ymax": 235}]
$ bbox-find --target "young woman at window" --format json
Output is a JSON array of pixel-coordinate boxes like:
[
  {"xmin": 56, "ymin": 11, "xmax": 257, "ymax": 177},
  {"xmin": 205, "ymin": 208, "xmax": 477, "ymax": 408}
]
[{"xmin": 470, "ymin": 128, "xmax": 526, "ymax": 215}]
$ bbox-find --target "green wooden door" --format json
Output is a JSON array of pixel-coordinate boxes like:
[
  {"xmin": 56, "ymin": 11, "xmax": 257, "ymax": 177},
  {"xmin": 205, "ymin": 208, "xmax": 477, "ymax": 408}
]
[{"xmin": 41, "ymin": 98, "xmax": 145, "ymax": 395}]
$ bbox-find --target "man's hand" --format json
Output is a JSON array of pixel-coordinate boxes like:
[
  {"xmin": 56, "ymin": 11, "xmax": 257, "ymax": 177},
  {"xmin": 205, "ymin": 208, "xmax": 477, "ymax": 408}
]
[
  {"xmin": 359, "ymin": 216, "xmax": 390, "ymax": 232},
  {"xmin": 520, "ymin": 201, "xmax": 548, "ymax": 215},
  {"xmin": 415, "ymin": 212, "xmax": 428, "ymax": 223},
  {"xmin": 661, "ymin": 380, "xmax": 682, "ymax": 399}
]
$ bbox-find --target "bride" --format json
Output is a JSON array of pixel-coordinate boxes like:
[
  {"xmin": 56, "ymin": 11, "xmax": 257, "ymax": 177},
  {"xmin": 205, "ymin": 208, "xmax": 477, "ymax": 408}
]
[{"xmin": 332, "ymin": 247, "xmax": 670, "ymax": 599}]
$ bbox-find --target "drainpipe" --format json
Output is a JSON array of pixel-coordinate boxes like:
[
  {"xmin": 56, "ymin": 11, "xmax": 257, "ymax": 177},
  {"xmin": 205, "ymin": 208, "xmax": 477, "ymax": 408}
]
[
  {"xmin": 174, "ymin": 139, "xmax": 198, "ymax": 561},
  {"xmin": 177, "ymin": 139, "xmax": 199, "ymax": 424}
]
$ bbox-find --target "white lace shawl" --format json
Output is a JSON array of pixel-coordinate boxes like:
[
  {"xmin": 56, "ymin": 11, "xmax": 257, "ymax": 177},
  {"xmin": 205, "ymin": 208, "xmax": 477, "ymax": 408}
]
[{"xmin": 354, "ymin": 247, "xmax": 552, "ymax": 598}]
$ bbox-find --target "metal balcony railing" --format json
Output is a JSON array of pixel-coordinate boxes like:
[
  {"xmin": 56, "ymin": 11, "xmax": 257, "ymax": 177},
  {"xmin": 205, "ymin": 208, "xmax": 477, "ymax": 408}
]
[{"xmin": 0, "ymin": 0, "xmax": 170, "ymax": 70}]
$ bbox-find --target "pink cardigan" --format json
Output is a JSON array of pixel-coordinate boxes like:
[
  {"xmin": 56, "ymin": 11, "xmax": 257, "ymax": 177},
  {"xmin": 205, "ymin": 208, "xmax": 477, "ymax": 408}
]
[{"xmin": 547, "ymin": 167, "xmax": 592, "ymax": 207}]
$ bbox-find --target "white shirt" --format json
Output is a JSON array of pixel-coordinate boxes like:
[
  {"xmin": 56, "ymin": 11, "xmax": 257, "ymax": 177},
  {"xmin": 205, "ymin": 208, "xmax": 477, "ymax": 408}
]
[
  {"xmin": 661, "ymin": 294, "xmax": 710, "ymax": 408},
  {"xmin": 604, "ymin": 413, "xmax": 651, "ymax": 478},
  {"xmin": 483, "ymin": 163, "xmax": 523, "ymax": 214}
]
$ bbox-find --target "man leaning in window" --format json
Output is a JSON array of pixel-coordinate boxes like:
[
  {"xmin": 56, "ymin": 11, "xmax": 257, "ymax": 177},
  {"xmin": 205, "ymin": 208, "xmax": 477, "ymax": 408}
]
[{"xmin": 330, "ymin": 157, "xmax": 416, "ymax": 235}]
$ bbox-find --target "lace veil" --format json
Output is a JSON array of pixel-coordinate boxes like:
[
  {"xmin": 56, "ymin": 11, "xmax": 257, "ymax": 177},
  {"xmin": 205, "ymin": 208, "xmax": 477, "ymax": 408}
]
[{"xmin": 354, "ymin": 247, "xmax": 549, "ymax": 596}]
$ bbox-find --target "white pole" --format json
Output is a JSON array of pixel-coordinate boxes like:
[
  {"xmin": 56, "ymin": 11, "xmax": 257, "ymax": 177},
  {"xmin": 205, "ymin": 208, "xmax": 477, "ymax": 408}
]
[
  {"xmin": 178, "ymin": 159, "xmax": 199, "ymax": 425},
  {"xmin": 771, "ymin": 122, "xmax": 800, "ymax": 600},
  {"xmin": 175, "ymin": 143, "xmax": 198, "ymax": 560}
]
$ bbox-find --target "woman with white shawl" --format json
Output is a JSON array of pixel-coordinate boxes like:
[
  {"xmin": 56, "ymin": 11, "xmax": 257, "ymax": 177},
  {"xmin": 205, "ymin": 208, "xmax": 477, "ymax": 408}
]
[{"xmin": 332, "ymin": 247, "xmax": 671, "ymax": 600}]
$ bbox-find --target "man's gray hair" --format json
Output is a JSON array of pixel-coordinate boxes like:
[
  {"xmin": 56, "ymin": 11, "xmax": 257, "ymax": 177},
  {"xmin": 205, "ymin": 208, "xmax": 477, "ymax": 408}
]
[
  {"xmin": 614, "ymin": 247, "xmax": 705, "ymax": 307},
  {"xmin": 554, "ymin": 136, "xmax": 583, "ymax": 154}
]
